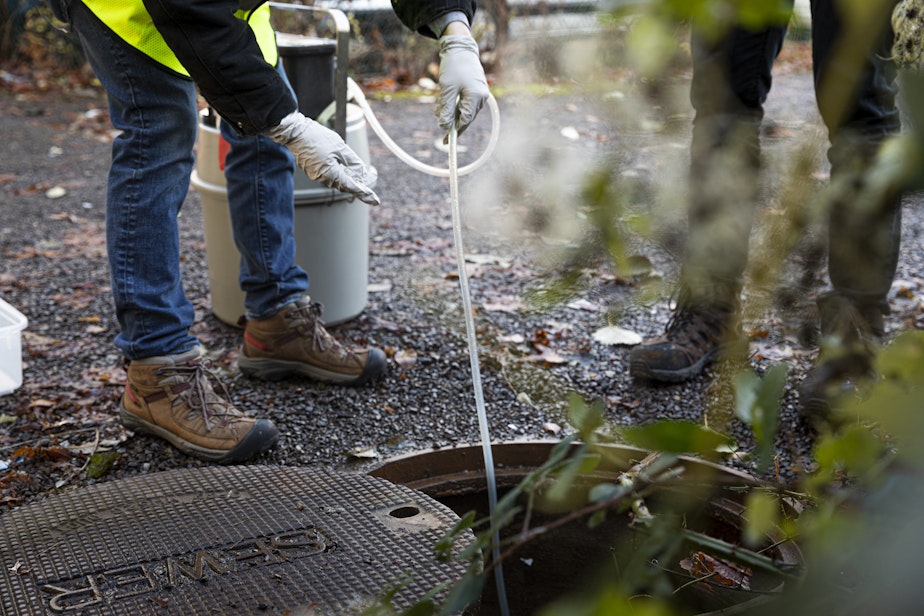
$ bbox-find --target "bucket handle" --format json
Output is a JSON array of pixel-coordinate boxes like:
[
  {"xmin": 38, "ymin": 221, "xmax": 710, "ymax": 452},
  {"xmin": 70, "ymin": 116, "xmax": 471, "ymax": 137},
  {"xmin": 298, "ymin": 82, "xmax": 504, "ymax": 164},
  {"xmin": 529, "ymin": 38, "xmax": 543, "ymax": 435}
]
[{"xmin": 268, "ymin": 2, "xmax": 350, "ymax": 139}]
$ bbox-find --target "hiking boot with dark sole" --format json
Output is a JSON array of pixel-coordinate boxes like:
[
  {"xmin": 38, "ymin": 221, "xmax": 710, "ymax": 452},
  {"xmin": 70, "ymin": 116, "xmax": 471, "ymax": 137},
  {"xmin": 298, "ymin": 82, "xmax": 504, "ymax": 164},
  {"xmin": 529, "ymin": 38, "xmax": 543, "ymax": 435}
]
[
  {"xmin": 798, "ymin": 292, "xmax": 884, "ymax": 423},
  {"xmin": 798, "ymin": 352, "xmax": 873, "ymax": 424},
  {"xmin": 630, "ymin": 302, "xmax": 741, "ymax": 383},
  {"xmin": 121, "ymin": 347, "xmax": 278, "ymax": 463},
  {"xmin": 239, "ymin": 297, "xmax": 386, "ymax": 385}
]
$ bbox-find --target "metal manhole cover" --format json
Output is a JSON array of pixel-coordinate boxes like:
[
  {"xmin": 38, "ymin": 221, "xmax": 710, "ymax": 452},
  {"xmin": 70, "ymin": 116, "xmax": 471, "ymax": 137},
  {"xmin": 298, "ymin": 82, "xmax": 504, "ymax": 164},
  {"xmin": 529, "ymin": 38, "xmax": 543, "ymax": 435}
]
[{"xmin": 0, "ymin": 466, "xmax": 472, "ymax": 615}]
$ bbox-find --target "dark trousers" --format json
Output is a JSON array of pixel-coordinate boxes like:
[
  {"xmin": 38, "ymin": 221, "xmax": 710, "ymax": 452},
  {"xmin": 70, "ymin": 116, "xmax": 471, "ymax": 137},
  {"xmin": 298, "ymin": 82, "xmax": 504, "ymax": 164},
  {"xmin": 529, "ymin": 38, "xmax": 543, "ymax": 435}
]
[{"xmin": 684, "ymin": 0, "xmax": 902, "ymax": 312}]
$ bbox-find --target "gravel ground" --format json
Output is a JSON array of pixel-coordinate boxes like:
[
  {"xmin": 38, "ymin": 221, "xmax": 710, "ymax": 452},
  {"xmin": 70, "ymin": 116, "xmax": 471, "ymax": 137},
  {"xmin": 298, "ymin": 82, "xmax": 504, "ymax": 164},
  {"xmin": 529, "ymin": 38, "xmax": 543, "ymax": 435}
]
[{"xmin": 2, "ymin": 40, "xmax": 923, "ymax": 513}]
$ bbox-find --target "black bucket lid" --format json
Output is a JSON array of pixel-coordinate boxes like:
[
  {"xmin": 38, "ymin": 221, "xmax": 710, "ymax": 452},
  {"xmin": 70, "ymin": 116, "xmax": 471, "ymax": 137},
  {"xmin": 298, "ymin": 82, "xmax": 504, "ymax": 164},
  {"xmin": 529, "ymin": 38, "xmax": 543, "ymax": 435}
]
[{"xmin": 276, "ymin": 33, "xmax": 337, "ymax": 56}]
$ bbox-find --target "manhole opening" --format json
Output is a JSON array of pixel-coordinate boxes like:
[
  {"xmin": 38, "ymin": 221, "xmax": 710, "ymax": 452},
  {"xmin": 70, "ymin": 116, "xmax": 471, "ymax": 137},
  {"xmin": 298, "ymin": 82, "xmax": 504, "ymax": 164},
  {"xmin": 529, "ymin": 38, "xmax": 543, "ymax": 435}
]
[{"xmin": 370, "ymin": 443, "xmax": 802, "ymax": 616}]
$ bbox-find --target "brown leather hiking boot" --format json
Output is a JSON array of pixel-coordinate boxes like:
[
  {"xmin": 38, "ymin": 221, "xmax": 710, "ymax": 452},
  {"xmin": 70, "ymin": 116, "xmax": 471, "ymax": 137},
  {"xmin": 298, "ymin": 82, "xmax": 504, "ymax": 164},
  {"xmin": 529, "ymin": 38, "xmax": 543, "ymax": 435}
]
[
  {"xmin": 629, "ymin": 298, "xmax": 742, "ymax": 383},
  {"xmin": 238, "ymin": 297, "xmax": 386, "ymax": 385},
  {"xmin": 120, "ymin": 347, "xmax": 278, "ymax": 463},
  {"xmin": 799, "ymin": 293, "xmax": 885, "ymax": 423}
]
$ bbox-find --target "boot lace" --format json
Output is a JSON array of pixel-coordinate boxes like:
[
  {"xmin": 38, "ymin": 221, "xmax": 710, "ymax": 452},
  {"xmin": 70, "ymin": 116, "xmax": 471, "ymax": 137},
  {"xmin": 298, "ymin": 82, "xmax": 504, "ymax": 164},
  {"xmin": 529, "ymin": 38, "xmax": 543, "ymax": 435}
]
[
  {"xmin": 290, "ymin": 301, "xmax": 357, "ymax": 361},
  {"xmin": 158, "ymin": 359, "xmax": 237, "ymax": 431},
  {"xmin": 663, "ymin": 288, "xmax": 732, "ymax": 346}
]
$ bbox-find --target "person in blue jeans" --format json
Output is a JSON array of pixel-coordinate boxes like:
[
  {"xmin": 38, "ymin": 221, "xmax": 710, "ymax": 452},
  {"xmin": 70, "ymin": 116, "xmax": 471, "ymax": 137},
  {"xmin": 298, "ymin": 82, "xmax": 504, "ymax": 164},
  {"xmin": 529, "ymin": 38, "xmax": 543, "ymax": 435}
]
[
  {"xmin": 50, "ymin": 0, "xmax": 489, "ymax": 463},
  {"xmin": 629, "ymin": 1, "xmax": 902, "ymax": 419}
]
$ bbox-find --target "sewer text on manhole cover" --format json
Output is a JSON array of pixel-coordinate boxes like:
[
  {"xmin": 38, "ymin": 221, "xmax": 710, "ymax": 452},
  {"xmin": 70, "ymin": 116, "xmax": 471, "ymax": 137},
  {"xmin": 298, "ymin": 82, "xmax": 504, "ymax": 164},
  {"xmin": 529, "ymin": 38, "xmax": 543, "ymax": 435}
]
[{"xmin": 0, "ymin": 466, "xmax": 471, "ymax": 615}]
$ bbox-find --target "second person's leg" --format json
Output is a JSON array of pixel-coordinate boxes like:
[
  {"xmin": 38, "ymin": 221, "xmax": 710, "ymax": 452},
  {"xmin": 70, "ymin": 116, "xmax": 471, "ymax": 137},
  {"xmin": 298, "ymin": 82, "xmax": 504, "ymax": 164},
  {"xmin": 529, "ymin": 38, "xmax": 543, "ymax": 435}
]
[{"xmin": 630, "ymin": 14, "xmax": 792, "ymax": 382}]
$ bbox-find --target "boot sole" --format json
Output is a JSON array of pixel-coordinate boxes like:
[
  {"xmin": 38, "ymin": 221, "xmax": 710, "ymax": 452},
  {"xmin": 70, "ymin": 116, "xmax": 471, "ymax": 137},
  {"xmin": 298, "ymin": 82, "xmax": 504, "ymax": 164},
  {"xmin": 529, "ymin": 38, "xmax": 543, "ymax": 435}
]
[
  {"xmin": 238, "ymin": 347, "xmax": 387, "ymax": 385},
  {"xmin": 119, "ymin": 404, "xmax": 279, "ymax": 464},
  {"xmin": 629, "ymin": 348, "xmax": 719, "ymax": 383},
  {"xmin": 629, "ymin": 357, "xmax": 714, "ymax": 383}
]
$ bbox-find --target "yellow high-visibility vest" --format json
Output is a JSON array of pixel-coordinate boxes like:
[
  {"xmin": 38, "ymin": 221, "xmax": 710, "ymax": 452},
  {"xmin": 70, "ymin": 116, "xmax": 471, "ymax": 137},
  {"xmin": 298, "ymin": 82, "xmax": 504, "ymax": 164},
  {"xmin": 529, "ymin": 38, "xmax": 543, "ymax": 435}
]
[{"xmin": 79, "ymin": 1, "xmax": 278, "ymax": 75}]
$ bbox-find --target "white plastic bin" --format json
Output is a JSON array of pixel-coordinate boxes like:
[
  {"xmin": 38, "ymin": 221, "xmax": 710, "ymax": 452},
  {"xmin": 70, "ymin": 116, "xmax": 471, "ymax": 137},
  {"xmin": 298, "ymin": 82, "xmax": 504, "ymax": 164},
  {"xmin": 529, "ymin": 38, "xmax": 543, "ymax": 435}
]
[{"xmin": 0, "ymin": 298, "xmax": 28, "ymax": 395}]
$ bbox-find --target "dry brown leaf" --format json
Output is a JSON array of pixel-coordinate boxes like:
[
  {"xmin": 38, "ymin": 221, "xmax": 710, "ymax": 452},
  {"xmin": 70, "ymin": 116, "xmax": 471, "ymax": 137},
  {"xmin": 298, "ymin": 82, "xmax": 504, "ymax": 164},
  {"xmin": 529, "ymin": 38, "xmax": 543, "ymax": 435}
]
[
  {"xmin": 592, "ymin": 325, "xmax": 642, "ymax": 346},
  {"xmin": 394, "ymin": 348, "xmax": 418, "ymax": 369},
  {"xmin": 483, "ymin": 298, "xmax": 525, "ymax": 313},
  {"xmin": 524, "ymin": 343, "xmax": 567, "ymax": 365},
  {"xmin": 679, "ymin": 551, "xmax": 752, "ymax": 592}
]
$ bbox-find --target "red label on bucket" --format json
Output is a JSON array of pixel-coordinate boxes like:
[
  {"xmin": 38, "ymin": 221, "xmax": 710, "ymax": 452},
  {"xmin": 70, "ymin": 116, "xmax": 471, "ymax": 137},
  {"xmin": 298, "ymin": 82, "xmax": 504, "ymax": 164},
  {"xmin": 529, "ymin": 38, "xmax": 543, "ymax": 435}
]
[{"xmin": 218, "ymin": 136, "xmax": 230, "ymax": 171}]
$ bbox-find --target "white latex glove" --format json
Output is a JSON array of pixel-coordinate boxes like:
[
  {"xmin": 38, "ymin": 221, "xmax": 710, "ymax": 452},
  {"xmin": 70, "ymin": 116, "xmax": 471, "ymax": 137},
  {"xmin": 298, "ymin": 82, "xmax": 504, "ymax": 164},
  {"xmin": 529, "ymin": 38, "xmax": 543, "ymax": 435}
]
[
  {"xmin": 437, "ymin": 34, "xmax": 489, "ymax": 136},
  {"xmin": 266, "ymin": 111, "xmax": 380, "ymax": 206}
]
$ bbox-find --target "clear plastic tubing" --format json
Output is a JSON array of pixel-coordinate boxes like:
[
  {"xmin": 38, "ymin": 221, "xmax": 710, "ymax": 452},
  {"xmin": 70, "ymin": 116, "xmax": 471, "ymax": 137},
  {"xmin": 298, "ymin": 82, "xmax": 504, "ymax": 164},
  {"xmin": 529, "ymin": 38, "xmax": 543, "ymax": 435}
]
[
  {"xmin": 348, "ymin": 78, "xmax": 501, "ymax": 177},
  {"xmin": 448, "ymin": 119, "xmax": 510, "ymax": 616},
  {"xmin": 354, "ymin": 83, "xmax": 509, "ymax": 615}
]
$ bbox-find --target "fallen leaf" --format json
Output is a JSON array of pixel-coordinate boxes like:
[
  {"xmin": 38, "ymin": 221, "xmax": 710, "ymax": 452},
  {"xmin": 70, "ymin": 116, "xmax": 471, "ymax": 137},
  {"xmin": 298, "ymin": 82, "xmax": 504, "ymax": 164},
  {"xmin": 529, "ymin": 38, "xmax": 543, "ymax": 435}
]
[
  {"xmin": 542, "ymin": 422, "xmax": 562, "ymax": 434},
  {"xmin": 566, "ymin": 299, "xmax": 601, "ymax": 312},
  {"xmin": 524, "ymin": 343, "xmax": 568, "ymax": 365},
  {"xmin": 394, "ymin": 348, "xmax": 418, "ymax": 368},
  {"xmin": 23, "ymin": 331, "xmax": 62, "ymax": 352},
  {"xmin": 368, "ymin": 281, "xmax": 393, "ymax": 293},
  {"xmin": 608, "ymin": 396, "xmax": 640, "ymax": 410},
  {"xmin": 348, "ymin": 445, "xmax": 379, "ymax": 459},
  {"xmin": 592, "ymin": 325, "xmax": 643, "ymax": 346},
  {"xmin": 679, "ymin": 551, "xmax": 752, "ymax": 592},
  {"xmin": 444, "ymin": 263, "xmax": 483, "ymax": 280},
  {"xmin": 499, "ymin": 333, "xmax": 526, "ymax": 344},
  {"xmin": 45, "ymin": 186, "xmax": 67, "ymax": 199},
  {"xmin": 86, "ymin": 451, "xmax": 121, "ymax": 479},
  {"xmin": 367, "ymin": 316, "xmax": 403, "ymax": 332},
  {"xmin": 483, "ymin": 299, "xmax": 525, "ymax": 313},
  {"xmin": 12, "ymin": 445, "xmax": 71, "ymax": 461},
  {"xmin": 543, "ymin": 321, "xmax": 573, "ymax": 337},
  {"xmin": 465, "ymin": 254, "xmax": 512, "ymax": 268},
  {"xmin": 531, "ymin": 329, "xmax": 552, "ymax": 347},
  {"xmin": 15, "ymin": 182, "xmax": 48, "ymax": 196},
  {"xmin": 81, "ymin": 364, "xmax": 126, "ymax": 386},
  {"xmin": 49, "ymin": 212, "xmax": 78, "ymax": 222},
  {"xmin": 560, "ymin": 126, "xmax": 580, "ymax": 140}
]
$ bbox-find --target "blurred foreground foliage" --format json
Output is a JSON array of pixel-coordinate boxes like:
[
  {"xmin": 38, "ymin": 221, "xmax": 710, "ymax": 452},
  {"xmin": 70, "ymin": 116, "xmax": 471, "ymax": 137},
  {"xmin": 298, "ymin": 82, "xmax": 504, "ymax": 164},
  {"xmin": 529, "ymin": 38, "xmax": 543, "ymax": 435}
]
[
  {"xmin": 365, "ymin": 1, "xmax": 924, "ymax": 614},
  {"xmin": 1, "ymin": 1, "xmax": 84, "ymax": 78}
]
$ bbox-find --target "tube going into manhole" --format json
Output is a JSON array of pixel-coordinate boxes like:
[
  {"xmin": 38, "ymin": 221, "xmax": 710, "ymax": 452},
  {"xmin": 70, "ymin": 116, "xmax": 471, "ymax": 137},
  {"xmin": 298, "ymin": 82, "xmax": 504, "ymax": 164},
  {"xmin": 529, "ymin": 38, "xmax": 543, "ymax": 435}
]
[
  {"xmin": 448, "ymin": 121, "xmax": 510, "ymax": 616},
  {"xmin": 351, "ymin": 87, "xmax": 508, "ymax": 614}
]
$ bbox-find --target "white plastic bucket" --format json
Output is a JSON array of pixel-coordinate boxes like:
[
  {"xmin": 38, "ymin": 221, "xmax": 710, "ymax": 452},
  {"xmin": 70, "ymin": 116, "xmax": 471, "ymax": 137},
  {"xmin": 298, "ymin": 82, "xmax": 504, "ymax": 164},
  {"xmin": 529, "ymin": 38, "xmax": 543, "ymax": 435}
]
[{"xmin": 191, "ymin": 104, "xmax": 373, "ymax": 326}]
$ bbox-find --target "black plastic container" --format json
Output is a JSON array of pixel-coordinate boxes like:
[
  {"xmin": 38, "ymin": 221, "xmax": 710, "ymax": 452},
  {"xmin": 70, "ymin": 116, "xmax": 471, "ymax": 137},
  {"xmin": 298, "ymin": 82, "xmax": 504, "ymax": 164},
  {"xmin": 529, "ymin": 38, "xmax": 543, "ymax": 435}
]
[{"xmin": 276, "ymin": 33, "xmax": 337, "ymax": 119}]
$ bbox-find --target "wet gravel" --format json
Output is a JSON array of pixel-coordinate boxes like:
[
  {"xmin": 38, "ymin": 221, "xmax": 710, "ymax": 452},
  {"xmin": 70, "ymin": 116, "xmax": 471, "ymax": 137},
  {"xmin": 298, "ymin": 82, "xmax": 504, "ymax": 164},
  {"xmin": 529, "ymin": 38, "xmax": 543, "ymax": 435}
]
[{"xmin": 2, "ymin": 56, "xmax": 923, "ymax": 512}]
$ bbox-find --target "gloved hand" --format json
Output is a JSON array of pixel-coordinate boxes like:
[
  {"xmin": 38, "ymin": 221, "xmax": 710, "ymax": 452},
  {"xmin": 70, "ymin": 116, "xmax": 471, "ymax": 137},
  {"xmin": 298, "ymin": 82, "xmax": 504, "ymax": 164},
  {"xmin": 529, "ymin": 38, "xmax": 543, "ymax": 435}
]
[
  {"xmin": 265, "ymin": 111, "xmax": 380, "ymax": 206},
  {"xmin": 437, "ymin": 34, "xmax": 489, "ymax": 137}
]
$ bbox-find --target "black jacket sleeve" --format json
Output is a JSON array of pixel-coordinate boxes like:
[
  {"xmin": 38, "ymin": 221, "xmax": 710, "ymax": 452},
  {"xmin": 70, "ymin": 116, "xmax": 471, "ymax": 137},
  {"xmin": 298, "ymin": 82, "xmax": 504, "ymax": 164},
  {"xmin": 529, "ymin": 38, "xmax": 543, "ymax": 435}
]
[
  {"xmin": 140, "ymin": 0, "xmax": 476, "ymax": 135},
  {"xmin": 391, "ymin": 0, "xmax": 476, "ymax": 38},
  {"xmin": 141, "ymin": 0, "xmax": 297, "ymax": 135}
]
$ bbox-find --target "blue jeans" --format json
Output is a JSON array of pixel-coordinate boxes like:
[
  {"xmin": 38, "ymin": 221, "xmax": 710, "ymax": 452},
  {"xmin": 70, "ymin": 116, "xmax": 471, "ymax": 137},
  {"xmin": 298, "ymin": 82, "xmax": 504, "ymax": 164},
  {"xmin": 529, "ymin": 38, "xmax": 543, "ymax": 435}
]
[
  {"xmin": 684, "ymin": 0, "xmax": 901, "ymax": 310},
  {"xmin": 68, "ymin": 2, "xmax": 308, "ymax": 359}
]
